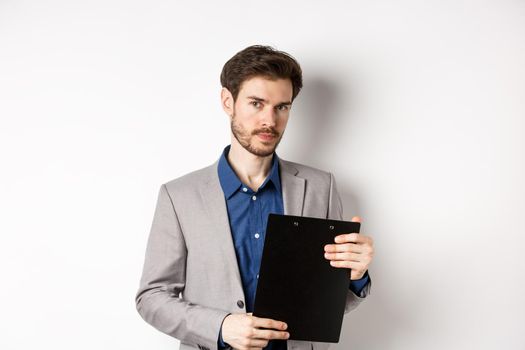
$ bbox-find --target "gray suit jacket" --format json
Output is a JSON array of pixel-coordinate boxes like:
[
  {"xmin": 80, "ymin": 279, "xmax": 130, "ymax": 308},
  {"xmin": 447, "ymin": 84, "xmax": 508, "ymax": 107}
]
[{"xmin": 135, "ymin": 157, "xmax": 371, "ymax": 350}]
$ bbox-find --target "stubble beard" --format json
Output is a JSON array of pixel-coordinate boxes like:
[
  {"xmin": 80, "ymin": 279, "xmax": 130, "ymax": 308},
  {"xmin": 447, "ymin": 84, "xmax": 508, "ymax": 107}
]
[{"xmin": 230, "ymin": 112, "xmax": 284, "ymax": 157}]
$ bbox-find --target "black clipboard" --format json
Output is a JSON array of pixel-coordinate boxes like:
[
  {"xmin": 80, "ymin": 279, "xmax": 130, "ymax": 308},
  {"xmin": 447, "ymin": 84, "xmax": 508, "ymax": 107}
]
[{"xmin": 253, "ymin": 214, "xmax": 360, "ymax": 343}]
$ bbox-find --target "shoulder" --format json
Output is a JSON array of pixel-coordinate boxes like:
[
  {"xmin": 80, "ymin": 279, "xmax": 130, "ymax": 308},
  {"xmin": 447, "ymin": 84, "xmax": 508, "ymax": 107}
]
[
  {"xmin": 162, "ymin": 160, "xmax": 218, "ymax": 195},
  {"xmin": 279, "ymin": 158, "xmax": 334, "ymax": 184}
]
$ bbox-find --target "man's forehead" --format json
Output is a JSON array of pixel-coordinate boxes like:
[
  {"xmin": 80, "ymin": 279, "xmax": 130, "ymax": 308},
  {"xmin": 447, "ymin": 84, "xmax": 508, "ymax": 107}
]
[{"xmin": 238, "ymin": 76, "xmax": 293, "ymax": 101}]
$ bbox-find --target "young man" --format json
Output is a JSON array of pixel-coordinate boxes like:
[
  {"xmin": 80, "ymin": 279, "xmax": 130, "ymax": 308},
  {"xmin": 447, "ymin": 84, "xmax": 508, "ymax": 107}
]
[{"xmin": 135, "ymin": 45, "xmax": 374, "ymax": 350}]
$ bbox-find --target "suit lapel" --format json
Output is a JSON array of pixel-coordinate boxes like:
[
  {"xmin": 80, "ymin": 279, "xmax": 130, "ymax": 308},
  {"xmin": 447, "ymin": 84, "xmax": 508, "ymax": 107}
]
[
  {"xmin": 279, "ymin": 159, "xmax": 306, "ymax": 216},
  {"xmin": 199, "ymin": 161, "xmax": 243, "ymax": 293}
]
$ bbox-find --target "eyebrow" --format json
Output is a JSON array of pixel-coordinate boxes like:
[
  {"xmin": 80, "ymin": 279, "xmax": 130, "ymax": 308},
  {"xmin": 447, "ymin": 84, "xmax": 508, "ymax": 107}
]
[{"xmin": 247, "ymin": 95, "xmax": 292, "ymax": 106}]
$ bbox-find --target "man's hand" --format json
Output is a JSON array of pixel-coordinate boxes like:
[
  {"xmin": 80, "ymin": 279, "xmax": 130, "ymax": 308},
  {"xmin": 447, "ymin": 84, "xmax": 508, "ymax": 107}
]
[
  {"xmin": 221, "ymin": 313, "xmax": 289, "ymax": 350},
  {"xmin": 324, "ymin": 216, "xmax": 374, "ymax": 280}
]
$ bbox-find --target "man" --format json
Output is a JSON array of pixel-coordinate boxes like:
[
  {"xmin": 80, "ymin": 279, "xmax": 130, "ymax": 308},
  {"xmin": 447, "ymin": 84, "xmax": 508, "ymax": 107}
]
[{"xmin": 135, "ymin": 45, "xmax": 374, "ymax": 350}]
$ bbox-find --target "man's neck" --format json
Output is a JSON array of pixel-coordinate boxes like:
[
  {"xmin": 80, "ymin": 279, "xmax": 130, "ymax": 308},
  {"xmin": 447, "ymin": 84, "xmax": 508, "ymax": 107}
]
[{"xmin": 227, "ymin": 140, "xmax": 274, "ymax": 192}]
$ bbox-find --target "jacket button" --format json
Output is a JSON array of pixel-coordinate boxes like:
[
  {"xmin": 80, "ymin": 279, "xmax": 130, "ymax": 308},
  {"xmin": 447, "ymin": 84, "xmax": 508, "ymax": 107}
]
[{"xmin": 237, "ymin": 300, "xmax": 244, "ymax": 308}]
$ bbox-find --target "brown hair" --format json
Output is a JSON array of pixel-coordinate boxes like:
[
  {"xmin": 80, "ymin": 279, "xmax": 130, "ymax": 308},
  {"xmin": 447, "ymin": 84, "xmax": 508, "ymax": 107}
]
[{"xmin": 220, "ymin": 45, "xmax": 303, "ymax": 102}]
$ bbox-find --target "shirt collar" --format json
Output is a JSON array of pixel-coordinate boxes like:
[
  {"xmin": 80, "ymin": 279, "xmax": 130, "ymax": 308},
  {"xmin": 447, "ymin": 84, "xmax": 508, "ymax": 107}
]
[{"xmin": 217, "ymin": 145, "xmax": 282, "ymax": 199}]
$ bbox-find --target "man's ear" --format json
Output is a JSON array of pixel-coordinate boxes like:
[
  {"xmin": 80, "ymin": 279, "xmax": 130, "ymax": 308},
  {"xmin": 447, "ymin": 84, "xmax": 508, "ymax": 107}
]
[{"xmin": 221, "ymin": 87, "xmax": 234, "ymax": 117}]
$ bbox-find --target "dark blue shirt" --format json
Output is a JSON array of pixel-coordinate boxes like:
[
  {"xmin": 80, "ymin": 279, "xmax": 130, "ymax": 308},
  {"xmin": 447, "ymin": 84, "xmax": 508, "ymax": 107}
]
[{"xmin": 216, "ymin": 145, "xmax": 368, "ymax": 350}]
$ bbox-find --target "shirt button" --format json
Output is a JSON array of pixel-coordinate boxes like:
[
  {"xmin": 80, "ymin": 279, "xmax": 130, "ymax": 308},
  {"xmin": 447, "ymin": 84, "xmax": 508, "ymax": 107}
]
[
  {"xmin": 237, "ymin": 300, "xmax": 244, "ymax": 308},
  {"xmin": 242, "ymin": 187, "xmax": 248, "ymax": 192},
  {"xmin": 252, "ymin": 195, "xmax": 257, "ymax": 201},
  {"xmin": 254, "ymin": 233, "xmax": 260, "ymax": 239},
  {"xmin": 256, "ymin": 274, "xmax": 259, "ymax": 279}
]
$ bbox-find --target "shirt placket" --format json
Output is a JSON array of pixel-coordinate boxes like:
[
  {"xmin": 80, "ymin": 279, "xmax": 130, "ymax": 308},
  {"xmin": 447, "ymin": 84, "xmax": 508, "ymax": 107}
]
[{"xmin": 250, "ymin": 188, "xmax": 265, "ymax": 299}]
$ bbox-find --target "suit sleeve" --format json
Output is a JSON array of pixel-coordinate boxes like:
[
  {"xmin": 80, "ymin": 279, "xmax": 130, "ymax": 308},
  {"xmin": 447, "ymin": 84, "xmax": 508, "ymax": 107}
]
[
  {"xmin": 135, "ymin": 184, "xmax": 230, "ymax": 350},
  {"xmin": 327, "ymin": 173, "xmax": 372, "ymax": 313}
]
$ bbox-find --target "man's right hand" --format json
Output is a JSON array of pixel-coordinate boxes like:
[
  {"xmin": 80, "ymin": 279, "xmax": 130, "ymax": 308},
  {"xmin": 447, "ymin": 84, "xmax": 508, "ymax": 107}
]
[{"xmin": 221, "ymin": 312, "xmax": 290, "ymax": 350}]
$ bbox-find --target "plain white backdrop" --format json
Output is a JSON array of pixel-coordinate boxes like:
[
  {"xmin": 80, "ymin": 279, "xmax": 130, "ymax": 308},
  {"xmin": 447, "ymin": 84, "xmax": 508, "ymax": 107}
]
[{"xmin": 1, "ymin": 0, "xmax": 524, "ymax": 349}]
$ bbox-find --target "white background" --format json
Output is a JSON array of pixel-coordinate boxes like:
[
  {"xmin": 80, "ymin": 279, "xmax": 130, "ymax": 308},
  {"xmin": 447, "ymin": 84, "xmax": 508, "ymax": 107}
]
[{"xmin": 1, "ymin": 0, "xmax": 524, "ymax": 349}]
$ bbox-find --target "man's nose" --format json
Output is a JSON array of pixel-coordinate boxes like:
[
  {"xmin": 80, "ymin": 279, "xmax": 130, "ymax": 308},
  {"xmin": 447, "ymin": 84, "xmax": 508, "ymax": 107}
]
[{"xmin": 260, "ymin": 106, "xmax": 277, "ymax": 127}]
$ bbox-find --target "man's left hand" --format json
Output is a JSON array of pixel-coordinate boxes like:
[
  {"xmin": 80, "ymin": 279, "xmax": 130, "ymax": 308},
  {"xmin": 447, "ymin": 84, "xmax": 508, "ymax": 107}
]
[{"xmin": 324, "ymin": 216, "xmax": 374, "ymax": 280}]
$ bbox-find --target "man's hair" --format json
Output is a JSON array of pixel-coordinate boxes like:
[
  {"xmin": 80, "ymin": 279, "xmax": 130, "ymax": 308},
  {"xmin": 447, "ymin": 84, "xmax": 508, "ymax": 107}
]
[{"xmin": 220, "ymin": 45, "xmax": 303, "ymax": 102}]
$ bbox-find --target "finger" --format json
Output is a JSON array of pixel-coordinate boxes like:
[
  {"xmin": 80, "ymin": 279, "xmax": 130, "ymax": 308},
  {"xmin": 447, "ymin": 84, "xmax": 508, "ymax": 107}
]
[
  {"xmin": 325, "ymin": 242, "xmax": 364, "ymax": 253},
  {"xmin": 252, "ymin": 317, "xmax": 287, "ymax": 330},
  {"xmin": 253, "ymin": 328, "xmax": 290, "ymax": 340},
  {"xmin": 326, "ymin": 242, "xmax": 374, "ymax": 254},
  {"xmin": 324, "ymin": 252, "xmax": 362, "ymax": 262},
  {"xmin": 328, "ymin": 251, "xmax": 373, "ymax": 265},
  {"xmin": 351, "ymin": 216, "xmax": 362, "ymax": 223},
  {"xmin": 329, "ymin": 260, "xmax": 365, "ymax": 270},
  {"xmin": 333, "ymin": 233, "xmax": 366, "ymax": 244}
]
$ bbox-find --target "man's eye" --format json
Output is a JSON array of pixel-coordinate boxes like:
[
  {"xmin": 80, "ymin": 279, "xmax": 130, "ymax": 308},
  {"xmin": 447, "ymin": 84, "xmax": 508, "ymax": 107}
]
[
  {"xmin": 251, "ymin": 101, "xmax": 261, "ymax": 108},
  {"xmin": 277, "ymin": 105, "xmax": 289, "ymax": 111}
]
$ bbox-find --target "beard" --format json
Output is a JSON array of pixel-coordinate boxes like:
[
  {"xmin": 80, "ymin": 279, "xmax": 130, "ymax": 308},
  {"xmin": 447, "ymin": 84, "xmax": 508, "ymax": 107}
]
[{"xmin": 230, "ymin": 112, "xmax": 284, "ymax": 157}]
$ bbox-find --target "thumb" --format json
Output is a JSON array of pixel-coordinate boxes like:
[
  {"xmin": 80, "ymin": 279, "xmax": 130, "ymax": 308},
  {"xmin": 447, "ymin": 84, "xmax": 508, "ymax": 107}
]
[{"xmin": 351, "ymin": 216, "xmax": 362, "ymax": 223}]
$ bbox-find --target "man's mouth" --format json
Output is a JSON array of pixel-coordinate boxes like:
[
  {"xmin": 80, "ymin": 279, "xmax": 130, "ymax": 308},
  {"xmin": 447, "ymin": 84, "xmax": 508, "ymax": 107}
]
[{"xmin": 257, "ymin": 133, "xmax": 277, "ymax": 141}]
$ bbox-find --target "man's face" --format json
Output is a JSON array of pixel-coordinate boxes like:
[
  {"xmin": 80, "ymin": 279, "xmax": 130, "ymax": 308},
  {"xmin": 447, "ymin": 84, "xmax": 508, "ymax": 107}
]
[{"xmin": 224, "ymin": 76, "xmax": 293, "ymax": 157}]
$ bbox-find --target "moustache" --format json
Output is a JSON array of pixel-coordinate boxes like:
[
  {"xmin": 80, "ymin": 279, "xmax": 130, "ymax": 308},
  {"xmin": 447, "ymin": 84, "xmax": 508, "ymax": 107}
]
[{"xmin": 253, "ymin": 128, "xmax": 279, "ymax": 136}]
